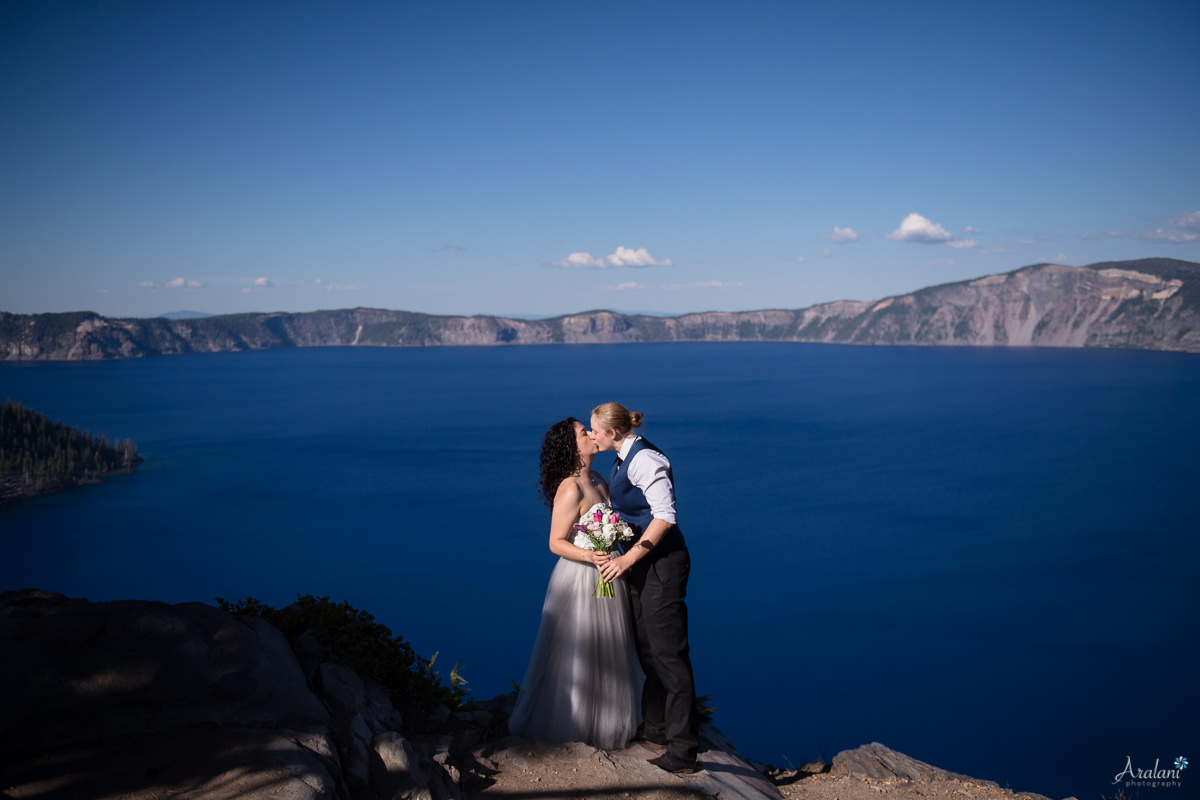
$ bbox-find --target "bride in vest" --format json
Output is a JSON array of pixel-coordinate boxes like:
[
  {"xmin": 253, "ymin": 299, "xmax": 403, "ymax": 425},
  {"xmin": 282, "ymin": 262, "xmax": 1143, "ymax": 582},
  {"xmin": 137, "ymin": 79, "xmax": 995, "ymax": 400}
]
[{"xmin": 508, "ymin": 417, "xmax": 643, "ymax": 750}]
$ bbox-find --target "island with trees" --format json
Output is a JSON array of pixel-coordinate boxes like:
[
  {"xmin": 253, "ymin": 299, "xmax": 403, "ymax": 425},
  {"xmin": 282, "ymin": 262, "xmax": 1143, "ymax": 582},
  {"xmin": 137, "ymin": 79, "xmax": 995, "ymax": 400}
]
[{"xmin": 0, "ymin": 401, "xmax": 143, "ymax": 509}]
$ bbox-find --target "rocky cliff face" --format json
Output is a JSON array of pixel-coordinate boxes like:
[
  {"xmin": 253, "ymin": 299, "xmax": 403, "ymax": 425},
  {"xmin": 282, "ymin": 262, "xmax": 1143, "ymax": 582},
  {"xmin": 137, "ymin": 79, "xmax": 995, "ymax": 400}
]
[
  {"xmin": 3, "ymin": 258, "xmax": 1197, "ymax": 360},
  {"xmin": 0, "ymin": 590, "xmax": 1050, "ymax": 800},
  {"xmin": 0, "ymin": 589, "xmax": 485, "ymax": 800}
]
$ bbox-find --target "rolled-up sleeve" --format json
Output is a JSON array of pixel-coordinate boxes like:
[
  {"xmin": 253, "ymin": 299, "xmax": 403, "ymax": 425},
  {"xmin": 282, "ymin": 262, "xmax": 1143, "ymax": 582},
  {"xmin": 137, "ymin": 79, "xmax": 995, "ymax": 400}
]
[{"xmin": 628, "ymin": 449, "xmax": 677, "ymax": 525}]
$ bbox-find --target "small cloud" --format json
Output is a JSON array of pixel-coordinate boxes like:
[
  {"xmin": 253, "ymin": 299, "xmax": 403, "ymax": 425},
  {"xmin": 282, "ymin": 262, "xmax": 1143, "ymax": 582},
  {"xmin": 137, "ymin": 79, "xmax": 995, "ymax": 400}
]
[
  {"xmin": 1054, "ymin": 253, "xmax": 1068, "ymax": 262},
  {"xmin": 138, "ymin": 281, "xmax": 157, "ymax": 288},
  {"xmin": 1164, "ymin": 211, "xmax": 1200, "ymax": 231},
  {"xmin": 1136, "ymin": 228, "xmax": 1200, "ymax": 244},
  {"xmin": 431, "ymin": 244, "xmax": 467, "ymax": 252},
  {"xmin": 312, "ymin": 279, "xmax": 360, "ymax": 292},
  {"xmin": 165, "ymin": 277, "xmax": 203, "ymax": 289},
  {"xmin": 946, "ymin": 240, "xmax": 978, "ymax": 249},
  {"xmin": 558, "ymin": 252, "xmax": 605, "ymax": 269},
  {"xmin": 608, "ymin": 246, "xmax": 670, "ymax": 267},
  {"xmin": 821, "ymin": 226, "xmax": 860, "ymax": 243},
  {"xmin": 887, "ymin": 213, "xmax": 953, "ymax": 244},
  {"xmin": 1082, "ymin": 212, "xmax": 1200, "ymax": 243},
  {"xmin": 95, "ymin": 288, "xmax": 109, "ymax": 294},
  {"xmin": 965, "ymin": 225, "xmax": 983, "ymax": 235},
  {"xmin": 664, "ymin": 280, "xmax": 743, "ymax": 290},
  {"xmin": 820, "ymin": 249, "xmax": 833, "ymax": 258},
  {"xmin": 603, "ymin": 281, "xmax": 647, "ymax": 291},
  {"xmin": 254, "ymin": 277, "xmax": 273, "ymax": 287},
  {"xmin": 795, "ymin": 256, "xmax": 805, "ymax": 263},
  {"xmin": 556, "ymin": 246, "xmax": 672, "ymax": 269}
]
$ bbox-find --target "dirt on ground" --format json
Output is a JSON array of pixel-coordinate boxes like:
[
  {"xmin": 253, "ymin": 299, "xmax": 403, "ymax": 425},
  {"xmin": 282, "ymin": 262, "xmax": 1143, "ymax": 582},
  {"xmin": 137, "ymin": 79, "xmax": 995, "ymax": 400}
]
[{"xmin": 463, "ymin": 736, "xmax": 1054, "ymax": 800}]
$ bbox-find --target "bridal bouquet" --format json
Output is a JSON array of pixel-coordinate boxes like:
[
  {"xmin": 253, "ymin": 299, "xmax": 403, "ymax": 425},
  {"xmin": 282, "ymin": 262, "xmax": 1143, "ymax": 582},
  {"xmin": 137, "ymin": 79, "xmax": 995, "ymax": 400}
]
[{"xmin": 573, "ymin": 503, "xmax": 635, "ymax": 599}]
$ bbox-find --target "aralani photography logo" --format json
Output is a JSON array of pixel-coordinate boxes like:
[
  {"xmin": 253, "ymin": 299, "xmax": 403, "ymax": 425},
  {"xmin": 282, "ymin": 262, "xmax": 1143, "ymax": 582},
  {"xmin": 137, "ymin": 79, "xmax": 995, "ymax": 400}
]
[{"xmin": 1113, "ymin": 755, "xmax": 1188, "ymax": 789}]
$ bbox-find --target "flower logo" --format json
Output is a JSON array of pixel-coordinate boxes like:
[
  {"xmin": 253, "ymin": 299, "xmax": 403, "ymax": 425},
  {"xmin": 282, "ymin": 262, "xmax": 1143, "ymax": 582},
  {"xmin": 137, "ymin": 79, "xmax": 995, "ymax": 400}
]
[{"xmin": 1176, "ymin": 756, "xmax": 1188, "ymax": 770}]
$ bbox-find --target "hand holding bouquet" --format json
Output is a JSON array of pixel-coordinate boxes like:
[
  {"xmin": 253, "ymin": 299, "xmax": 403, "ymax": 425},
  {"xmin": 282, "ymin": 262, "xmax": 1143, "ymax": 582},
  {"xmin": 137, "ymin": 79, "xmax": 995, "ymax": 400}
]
[{"xmin": 573, "ymin": 503, "xmax": 634, "ymax": 598}]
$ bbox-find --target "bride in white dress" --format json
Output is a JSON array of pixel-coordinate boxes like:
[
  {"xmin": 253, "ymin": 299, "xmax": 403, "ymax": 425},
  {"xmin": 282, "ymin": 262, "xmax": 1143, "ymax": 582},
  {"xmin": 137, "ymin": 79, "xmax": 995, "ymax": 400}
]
[{"xmin": 508, "ymin": 417, "xmax": 643, "ymax": 751}]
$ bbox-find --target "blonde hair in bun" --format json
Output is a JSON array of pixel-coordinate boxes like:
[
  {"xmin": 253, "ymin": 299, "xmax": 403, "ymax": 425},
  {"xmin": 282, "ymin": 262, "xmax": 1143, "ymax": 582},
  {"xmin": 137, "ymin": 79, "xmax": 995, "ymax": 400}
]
[{"xmin": 592, "ymin": 402, "xmax": 643, "ymax": 437}]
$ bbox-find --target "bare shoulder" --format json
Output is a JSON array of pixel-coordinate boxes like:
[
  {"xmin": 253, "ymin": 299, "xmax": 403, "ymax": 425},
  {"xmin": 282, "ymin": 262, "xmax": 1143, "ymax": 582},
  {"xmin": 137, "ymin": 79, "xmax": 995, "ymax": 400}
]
[{"xmin": 553, "ymin": 476, "xmax": 584, "ymax": 509}]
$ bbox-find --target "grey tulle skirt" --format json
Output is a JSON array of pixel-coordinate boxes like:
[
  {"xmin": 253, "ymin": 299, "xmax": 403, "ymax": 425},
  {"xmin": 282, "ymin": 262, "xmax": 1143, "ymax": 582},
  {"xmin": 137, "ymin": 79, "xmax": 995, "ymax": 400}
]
[{"xmin": 509, "ymin": 557, "xmax": 643, "ymax": 750}]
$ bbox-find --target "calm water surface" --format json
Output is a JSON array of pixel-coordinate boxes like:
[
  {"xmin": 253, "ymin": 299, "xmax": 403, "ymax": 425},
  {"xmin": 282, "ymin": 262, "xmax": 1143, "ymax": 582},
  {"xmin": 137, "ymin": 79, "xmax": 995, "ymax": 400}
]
[{"xmin": 2, "ymin": 343, "xmax": 1198, "ymax": 799}]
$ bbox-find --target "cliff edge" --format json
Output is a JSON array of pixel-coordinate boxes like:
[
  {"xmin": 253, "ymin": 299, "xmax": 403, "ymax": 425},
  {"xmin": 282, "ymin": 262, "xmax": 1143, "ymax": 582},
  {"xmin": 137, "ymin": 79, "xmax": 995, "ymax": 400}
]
[{"xmin": 0, "ymin": 590, "xmax": 1062, "ymax": 800}]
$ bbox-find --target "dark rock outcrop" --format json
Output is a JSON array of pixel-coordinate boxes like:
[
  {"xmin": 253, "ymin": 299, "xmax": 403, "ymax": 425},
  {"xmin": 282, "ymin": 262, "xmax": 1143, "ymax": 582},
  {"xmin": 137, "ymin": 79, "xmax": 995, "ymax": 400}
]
[
  {"xmin": 0, "ymin": 589, "xmax": 476, "ymax": 800},
  {"xmin": 3, "ymin": 259, "xmax": 1198, "ymax": 360}
]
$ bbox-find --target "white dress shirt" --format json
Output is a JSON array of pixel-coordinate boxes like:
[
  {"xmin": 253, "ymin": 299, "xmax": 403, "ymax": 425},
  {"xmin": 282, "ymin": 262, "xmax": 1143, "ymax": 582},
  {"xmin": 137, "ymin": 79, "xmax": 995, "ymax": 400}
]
[{"xmin": 616, "ymin": 435, "xmax": 678, "ymax": 525}]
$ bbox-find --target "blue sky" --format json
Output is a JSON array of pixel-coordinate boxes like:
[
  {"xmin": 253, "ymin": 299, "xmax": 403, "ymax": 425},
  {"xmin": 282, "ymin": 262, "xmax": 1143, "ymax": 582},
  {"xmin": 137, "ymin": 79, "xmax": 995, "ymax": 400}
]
[{"xmin": 2, "ymin": 0, "xmax": 1198, "ymax": 319}]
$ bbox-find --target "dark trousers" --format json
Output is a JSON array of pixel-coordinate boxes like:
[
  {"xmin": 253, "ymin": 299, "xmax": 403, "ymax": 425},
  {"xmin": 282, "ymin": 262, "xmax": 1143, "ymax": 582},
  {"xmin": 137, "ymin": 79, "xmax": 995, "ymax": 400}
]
[{"xmin": 628, "ymin": 546, "xmax": 698, "ymax": 760}]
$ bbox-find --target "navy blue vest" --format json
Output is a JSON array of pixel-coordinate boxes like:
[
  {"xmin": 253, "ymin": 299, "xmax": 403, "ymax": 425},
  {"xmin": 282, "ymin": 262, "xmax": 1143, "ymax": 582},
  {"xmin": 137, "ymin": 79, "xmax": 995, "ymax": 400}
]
[{"xmin": 609, "ymin": 436, "xmax": 686, "ymax": 554}]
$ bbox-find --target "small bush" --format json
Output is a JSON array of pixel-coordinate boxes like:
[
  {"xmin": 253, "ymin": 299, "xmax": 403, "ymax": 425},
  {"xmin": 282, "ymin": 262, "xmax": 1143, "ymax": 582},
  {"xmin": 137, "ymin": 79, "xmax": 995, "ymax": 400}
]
[{"xmin": 217, "ymin": 594, "xmax": 467, "ymax": 727}]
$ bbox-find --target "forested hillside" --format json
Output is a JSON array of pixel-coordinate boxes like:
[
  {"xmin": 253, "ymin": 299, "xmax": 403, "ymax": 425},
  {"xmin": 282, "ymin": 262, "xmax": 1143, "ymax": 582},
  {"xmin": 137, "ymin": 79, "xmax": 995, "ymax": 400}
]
[{"xmin": 0, "ymin": 401, "xmax": 142, "ymax": 508}]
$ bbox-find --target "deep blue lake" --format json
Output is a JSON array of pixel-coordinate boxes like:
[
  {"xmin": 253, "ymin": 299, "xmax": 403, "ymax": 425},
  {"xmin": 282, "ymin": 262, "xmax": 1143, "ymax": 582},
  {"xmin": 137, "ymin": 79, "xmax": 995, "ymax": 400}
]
[{"xmin": 2, "ymin": 342, "xmax": 1197, "ymax": 799}]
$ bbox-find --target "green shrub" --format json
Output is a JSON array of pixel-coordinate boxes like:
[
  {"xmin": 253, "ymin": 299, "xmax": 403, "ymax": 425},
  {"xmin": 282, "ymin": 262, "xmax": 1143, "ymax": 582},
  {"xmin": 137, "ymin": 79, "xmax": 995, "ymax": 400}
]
[{"xmin": 217, "ymin": 594, "xmax": 467, "ymax": 727}]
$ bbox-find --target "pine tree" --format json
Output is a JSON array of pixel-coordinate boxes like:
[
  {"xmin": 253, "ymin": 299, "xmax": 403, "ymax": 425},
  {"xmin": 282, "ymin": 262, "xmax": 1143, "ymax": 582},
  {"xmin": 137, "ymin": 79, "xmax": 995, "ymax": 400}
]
[{"xmin": 0, "ymin": 400, "xmax": 144, "ymax": 507}]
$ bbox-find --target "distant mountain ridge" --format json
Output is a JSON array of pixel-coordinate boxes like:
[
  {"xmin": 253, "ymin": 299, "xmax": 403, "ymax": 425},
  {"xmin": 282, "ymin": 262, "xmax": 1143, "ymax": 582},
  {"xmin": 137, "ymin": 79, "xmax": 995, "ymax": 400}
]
[
  {"xmin": 158, "ymin": 310, "xmax": 213, "ymax": 320},
  {"xmin": 3, "ymin": 258, "xmax": 1198, "ymax": 360}
]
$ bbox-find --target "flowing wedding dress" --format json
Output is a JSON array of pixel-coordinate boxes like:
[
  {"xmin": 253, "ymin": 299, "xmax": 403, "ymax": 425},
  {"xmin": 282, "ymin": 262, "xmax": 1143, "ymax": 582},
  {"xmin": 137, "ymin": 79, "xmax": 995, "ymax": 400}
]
[{"xmin": 509, "ymin": 505, "xmax": 644, "ymax": 750}]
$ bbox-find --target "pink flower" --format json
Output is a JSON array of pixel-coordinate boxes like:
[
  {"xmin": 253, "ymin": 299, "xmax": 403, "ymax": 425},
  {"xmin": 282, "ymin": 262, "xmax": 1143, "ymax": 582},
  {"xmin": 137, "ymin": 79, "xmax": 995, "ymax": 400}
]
[{"xmin": 594, "ymin": 510, "xmax": 603, "ymax": 523}]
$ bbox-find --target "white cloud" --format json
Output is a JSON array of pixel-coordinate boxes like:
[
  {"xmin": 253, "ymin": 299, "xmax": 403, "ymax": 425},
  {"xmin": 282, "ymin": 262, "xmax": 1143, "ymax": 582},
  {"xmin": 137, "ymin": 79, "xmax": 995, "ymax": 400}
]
[
  {"xmin": 608, "ymin": 246, "xmax": 670, "ymax": 267},
  {"xmin": 1081, "ymin": 212, "xmax": 1200, "ymax": 243},
  {"xmin": 664, "ymin": 280, "xmax": 743, "ymax": 290},
  {"xmin": 821, "ymin": 226, "xmax": 860, "ymax": 243},
  {"xmin": 138, "ymin": 281, "xmax": 156, "ymax": 288},
  {"xmin": 965, "ymin": 225, "xmax": 983, "ymax": 235},
  {"xmin": 1136, "ymin": 228, "xmax": 1200, "ymax": 243},
  {"xmin": 946, "ymin": 240, "xmax": 978, "ymax": 249},
  {"xmin": 165, "ymin": 277, "xmax": 203, "ymax": 289},
  {"xmin": 1167, "ymin": 211, "xmax": 1200, "ymax": 231},
  {"xmin": 313, "ymin": 279, "xmax": 360, "ymax": 291},
  {"xmin": 887, "ymin": 213, "xmax": 953, "ymax": 243},
  {"xmin": 820, "ymin": 249, "xmax": 833, "ymax": 258},
  {"xmin": 558, "ymin": 252, "xmax": 605, "ymax": 269},
  {"xmin": 602, "ymin": 281, "xmax": 646, "ymax": 291},
  {"xmin": 254, "ymin": 277, "xmax": 273, "ymax": 287},
  {"xmin": 556, "ymin": 246, "xmax": 672, "ymax": 269},
  {"xmin": 795, "ymin": 256, "xmax": 805, "ymax": 263}
]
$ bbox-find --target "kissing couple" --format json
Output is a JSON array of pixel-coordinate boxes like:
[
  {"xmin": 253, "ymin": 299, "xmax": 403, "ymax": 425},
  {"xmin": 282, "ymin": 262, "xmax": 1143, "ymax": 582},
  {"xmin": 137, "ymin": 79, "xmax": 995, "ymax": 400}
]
[{"xmin": 508, "ymin": 402, "xmax": 701, "ymax": 775}]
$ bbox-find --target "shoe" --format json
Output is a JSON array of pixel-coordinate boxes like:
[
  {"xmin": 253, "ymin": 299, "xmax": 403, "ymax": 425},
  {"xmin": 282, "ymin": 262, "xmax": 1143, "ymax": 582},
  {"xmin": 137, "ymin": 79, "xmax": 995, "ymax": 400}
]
[
  {"xmin": 648, "ymin": 753, "xmax": 700, "ymax": 774},
  {"xmin": 634, "ymin": 736, "xmax": 668, "ymax": 750},
  {"xmin": 634, "ymin": 727, "xmax": 668, "ymax": 749}
]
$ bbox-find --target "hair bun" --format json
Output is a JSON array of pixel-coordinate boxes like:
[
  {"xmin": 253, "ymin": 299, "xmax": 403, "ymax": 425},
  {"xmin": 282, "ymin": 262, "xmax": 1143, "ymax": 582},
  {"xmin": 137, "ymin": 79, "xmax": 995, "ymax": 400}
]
[{"xmin": 629, "ymin": 411, "xmax": 644, "ymax": 428}]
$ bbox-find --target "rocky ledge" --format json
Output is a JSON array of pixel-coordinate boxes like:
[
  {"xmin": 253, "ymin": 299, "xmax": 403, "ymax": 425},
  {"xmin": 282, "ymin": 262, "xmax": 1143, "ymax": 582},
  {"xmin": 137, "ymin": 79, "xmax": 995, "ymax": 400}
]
[{"xmin": 0, "ymin": 590, "xmax": 1061, "ymax": 800}]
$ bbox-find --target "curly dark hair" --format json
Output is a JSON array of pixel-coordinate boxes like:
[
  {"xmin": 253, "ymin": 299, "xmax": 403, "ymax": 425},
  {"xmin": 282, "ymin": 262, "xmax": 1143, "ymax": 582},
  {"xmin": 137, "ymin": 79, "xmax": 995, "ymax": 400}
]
[{"xmin": 538, "ymin": 417, "xmax": 583, "ymax": 508}]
